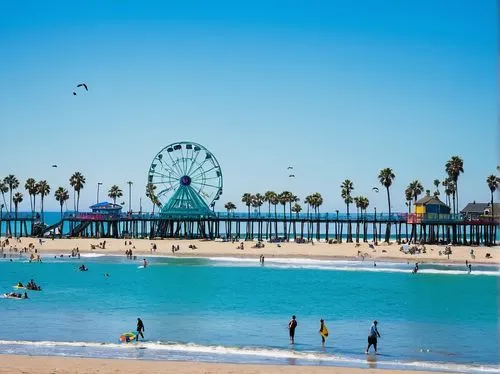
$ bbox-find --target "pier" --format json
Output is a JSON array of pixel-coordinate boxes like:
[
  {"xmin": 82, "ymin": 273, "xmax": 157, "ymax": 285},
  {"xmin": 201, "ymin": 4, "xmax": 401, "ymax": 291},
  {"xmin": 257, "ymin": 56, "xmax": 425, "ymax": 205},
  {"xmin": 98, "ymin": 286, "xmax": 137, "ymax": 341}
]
[{"xmin": 0, "ymin": 212, "xmax": 497, "ymax": 246}]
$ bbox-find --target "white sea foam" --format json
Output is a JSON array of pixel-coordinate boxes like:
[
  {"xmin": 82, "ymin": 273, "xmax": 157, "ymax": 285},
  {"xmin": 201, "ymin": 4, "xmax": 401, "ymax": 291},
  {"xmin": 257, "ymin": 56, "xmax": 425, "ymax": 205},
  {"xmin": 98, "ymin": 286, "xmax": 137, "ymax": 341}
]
[
  {"xmin": 79, "ymin": 253, "xmax": 107, "ymax": 258},
  {"xmin": 206, "ymin": 257, "xmax": 500, "ymax": 276},
  {"xmin": 0, "ymin": 339, "xmax": 497, "ymax": 373}
]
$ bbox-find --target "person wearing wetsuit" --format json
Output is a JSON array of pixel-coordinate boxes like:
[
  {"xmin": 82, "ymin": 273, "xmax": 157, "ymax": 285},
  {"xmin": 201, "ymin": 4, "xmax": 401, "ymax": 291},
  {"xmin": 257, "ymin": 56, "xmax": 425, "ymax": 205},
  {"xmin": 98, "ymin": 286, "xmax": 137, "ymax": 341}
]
[
  {"xmin": 288, "ymin": 315, "xmax": 298, "ymax": 344},
  {"xmin": 136, "ymin": 318, "xmax": 145, "ymax": 341}
]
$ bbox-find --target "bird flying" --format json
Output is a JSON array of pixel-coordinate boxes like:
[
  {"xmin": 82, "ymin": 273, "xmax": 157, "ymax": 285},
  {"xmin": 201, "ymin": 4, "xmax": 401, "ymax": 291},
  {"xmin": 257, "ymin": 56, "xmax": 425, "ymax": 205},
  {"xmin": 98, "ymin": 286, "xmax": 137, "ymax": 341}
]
[
  {"xmin": 51, "ymin": 165, "xmax": 58, "ymax": 168},
  {"xmin": 287, "ymin": 166, "xmax": 293, "ymax": 170},
  {"xmin": 372, "ymin": 187, "xmax": 379, "ymax": 193},
  {"xmin": 73, "ymin": 83, "xmax": 88, "ymax": 95},
  {"xmin": 289, "ymin": 174, "xmax": 295, "ymax": 178}
]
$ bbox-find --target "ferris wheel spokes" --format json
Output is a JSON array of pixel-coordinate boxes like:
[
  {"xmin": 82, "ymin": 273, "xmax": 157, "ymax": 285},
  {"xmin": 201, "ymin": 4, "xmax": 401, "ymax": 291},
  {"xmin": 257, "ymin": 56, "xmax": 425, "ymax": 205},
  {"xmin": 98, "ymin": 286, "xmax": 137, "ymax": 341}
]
[
  {"xmin": 155, "ymin": 158, "xmax": 181, "ymax": 179},
  {"xmin": 165, "ymin": 149, "xmax": 184, "ymax": 177}
]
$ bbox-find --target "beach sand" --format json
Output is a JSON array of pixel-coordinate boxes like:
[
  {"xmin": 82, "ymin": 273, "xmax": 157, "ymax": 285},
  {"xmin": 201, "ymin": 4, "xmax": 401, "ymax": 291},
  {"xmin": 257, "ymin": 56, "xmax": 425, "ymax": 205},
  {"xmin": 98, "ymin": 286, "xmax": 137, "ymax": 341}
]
[
  {"xmin": 0, "ymin": 355, "xmax": 446, "ymax": 374},
  {"xmin": 3, "ymin": 237, "xmax": 498, "ymax": 265}
]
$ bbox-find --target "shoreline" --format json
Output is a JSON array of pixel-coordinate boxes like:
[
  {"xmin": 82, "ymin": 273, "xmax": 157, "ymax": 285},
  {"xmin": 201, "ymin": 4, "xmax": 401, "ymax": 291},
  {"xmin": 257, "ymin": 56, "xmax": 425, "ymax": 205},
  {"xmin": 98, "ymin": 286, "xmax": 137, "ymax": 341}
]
[
  {"xmin": 0, "ymin": 354, "xmax": 449, "ymax": 374},
  {"xmin": 2, "ymin": 237, "xmax": 498, "ymax": 266}
]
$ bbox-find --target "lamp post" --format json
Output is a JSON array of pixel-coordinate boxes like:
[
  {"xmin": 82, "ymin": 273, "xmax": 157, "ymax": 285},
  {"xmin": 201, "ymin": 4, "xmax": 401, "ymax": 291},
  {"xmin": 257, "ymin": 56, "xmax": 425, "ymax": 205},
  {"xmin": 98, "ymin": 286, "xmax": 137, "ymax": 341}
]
[
  {"xmin": 127, "ymin": 181, "xmax": 133, "ymax": 213},
  {"xmin": 96, "ymin": 182, "xmax": 103, "ymax": 204}
]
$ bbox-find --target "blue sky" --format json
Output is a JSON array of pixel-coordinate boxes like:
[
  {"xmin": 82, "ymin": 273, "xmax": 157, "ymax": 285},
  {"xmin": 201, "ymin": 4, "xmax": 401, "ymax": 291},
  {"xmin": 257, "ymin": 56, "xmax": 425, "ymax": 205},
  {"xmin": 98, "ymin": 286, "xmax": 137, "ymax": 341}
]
[{"xmin": 0, "ymin": 0, "xmax": 497, "ymax": 212}]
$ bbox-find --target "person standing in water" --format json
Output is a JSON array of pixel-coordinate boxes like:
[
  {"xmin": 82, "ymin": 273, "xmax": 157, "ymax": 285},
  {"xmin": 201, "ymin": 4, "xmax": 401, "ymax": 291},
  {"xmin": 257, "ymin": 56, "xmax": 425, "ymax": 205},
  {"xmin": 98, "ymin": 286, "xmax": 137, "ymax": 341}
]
[
  {"xmin": 136, "ymin": 318, "xmax": 145, "ymax": 341},
  {"xmin": 142, "ymin": 258, "xmax": 148, "ymax": 268},
  {"xmin": 319, "ymin": 319, "xmax": 329, "ymax": 346},
  {"xmin": 288, "ymin": 315, "xmax": 298, "ymax": 344},
  {"xmin": 366, "ymin": 320, "xmax": 381, "ymax": 354}
]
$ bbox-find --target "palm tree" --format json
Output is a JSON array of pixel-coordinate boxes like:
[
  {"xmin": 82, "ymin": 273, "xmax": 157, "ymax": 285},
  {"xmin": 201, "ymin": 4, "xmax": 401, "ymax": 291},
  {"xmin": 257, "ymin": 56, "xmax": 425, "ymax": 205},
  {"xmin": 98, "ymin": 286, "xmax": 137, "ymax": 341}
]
[
  {"xmin": 13, "ymin": 192, "xmax": 23, "ymax": 235},
  {"xmin": 433, "ymin": 179, "xmax": 440, "ymax": 196},
  {"xmin": 378, "ymin": 168, "xmax": 395, "ymax": 242},
  {"xmin": 445, "ymin": 156, "xmax": 464, "ymax": 213},
  {"xmin": 253, "ymin": 193, "xmax": 264, "ymax": 215},
  {"xmin": 444, "ymin": 178, "xmax": 456, "ymax": 214},
  {"xmin": 145, "ymin": 182, "xmax": 159, "ymax": 214},
  {"xmin": 108, "ymin": 185, "xmax": 123, "ymax": 205},
  {"xmin": 359, "ymin": 196, "xmax": 370, "ymax": 216},
  {"xmin": 0, "ymin": 181, "xmax": 8, "ymax": 213},
  {"xmin": 241, "ymin": 193, "xmax": 253, "ymax": 239},
  {"xmin": 24, "ymin": 178, "xmax": 37, "ymax": 213},
  {"xmin": 291, "ymin": 202, "xmax": 302, "ymax": 217},
  {"xmin": 405, "ymin": 187, "xmax": 413, "ymax": 213},
  {"xmin": 69, "ymin": 172, "xmax": 86, "ymax": 212},
  {"xmin": 353, "ymin": 196, "xmax": 361, "ymax": 217},
  {"xmin": 13, "ymin": 192, "xmax": 23, "ymax": 217},
  {"xmin": 241, "ymin": 193, "xmax": 253, "ymax": 216},
  {"xmin": 278, "ymin": 191, "xmax": 293, "ymax": 239},
  {"xmin": 4, "ymin": 175, "xmax": 19, "ymax": 213},
  {"xmin": 340, "ymin": 180, "xmax": 354, "ymax": 215},
  {"xmin": 54, "ymin": 187, "xmax": 70, "ymax": 219},
  {"xmin": 304, "ymin": 194, "xmax": 313, "ymax": 239},
  {"xmin": 224, "ymin": 202, "xmax": 236, "ymax": 214},
  {"xmin": 408, "ymin": 180, "xmax": 424, "ymax": 204},
  {"xmin": 263, "ymin": 191, "xmax": 276, "ymax": 238},
  {"xmin": 37, "ymin": 180, "xmax": 51, "ymax": 222},
  {"xmin": 486, "ymin": 174, "xmax": 500, "ymax": 220},
  {"xmin": 263, "ymin": 191, "xmax": 277, "ymax": 217}
]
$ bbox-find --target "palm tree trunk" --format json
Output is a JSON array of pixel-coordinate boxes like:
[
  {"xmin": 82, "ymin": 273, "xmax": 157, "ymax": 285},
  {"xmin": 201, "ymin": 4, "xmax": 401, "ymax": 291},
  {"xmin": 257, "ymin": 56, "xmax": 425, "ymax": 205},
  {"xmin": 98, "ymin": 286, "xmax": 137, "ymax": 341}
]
[
  {"xmin": 386, "ymin": 187, "xmax": 392, "ymax": 242},
  {"xmin": 14, "ymin": 206, "xmax": 18, "ymax": 237},
  {"xmin": 77, "ymin": 190, "xmax": 81, "ymax": 212}
]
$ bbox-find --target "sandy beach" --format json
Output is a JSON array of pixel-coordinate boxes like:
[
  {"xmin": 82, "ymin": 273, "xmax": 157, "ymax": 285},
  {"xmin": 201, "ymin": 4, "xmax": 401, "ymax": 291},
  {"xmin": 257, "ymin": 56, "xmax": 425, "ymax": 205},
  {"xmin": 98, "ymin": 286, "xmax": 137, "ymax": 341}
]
[
  {"xmin": 2, "ymin": 237, "xmax": 498, "ymax": 265},
  {"xmin": 0, "ymin": 355, "xmax": 447, "ymax": 374}
]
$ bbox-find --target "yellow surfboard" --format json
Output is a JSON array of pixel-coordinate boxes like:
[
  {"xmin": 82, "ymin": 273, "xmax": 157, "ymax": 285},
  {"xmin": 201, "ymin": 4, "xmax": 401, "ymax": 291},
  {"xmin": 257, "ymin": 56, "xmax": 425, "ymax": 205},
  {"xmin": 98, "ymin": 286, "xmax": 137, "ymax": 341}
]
[{"xmin": 320, "ymin": 325, "xmax": 329, "ymax": 338}]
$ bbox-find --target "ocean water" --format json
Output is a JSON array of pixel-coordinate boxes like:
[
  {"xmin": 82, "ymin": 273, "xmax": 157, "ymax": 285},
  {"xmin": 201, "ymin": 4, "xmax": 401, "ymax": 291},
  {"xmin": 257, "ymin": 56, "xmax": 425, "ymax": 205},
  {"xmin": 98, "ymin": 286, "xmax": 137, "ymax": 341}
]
[{"xmin": 0, "ymin": 253, "xmax": 498, "ymax": 372}]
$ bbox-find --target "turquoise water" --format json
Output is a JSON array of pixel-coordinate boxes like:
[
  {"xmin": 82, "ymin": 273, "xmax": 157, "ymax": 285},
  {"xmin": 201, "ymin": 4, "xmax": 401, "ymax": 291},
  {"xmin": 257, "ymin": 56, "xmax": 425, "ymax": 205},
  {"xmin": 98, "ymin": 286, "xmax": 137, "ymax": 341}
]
[{"xmin": 0, "ymin": 253, "xmax": 498, "ymax": 372}]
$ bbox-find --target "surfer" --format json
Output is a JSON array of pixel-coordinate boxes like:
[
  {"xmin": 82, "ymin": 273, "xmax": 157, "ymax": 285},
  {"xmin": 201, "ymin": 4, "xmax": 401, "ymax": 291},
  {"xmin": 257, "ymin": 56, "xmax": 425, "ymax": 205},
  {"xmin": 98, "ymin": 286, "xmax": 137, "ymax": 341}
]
[
  {"xmin": 365, "ymin": 320, "xmax": 381, "ymax": 354},
  {"xmin": 288, "ymin": 315, "xmax": 297, "ymax": 344},
  {"xmin": 319, "ymin": 319, "xmax": 328, "ymax": 345},
  {"xmin": 136, "ymin": 318, "xmax": 145, "ymax": 341}
]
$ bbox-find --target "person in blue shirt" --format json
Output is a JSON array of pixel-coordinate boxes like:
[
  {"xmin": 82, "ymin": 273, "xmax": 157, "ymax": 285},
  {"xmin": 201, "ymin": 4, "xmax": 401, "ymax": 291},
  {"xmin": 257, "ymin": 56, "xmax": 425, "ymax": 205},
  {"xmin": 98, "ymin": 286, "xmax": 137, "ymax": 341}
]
[{"xmin": 365, "ymin": 320, "xmax": 381, "ymax": 354}]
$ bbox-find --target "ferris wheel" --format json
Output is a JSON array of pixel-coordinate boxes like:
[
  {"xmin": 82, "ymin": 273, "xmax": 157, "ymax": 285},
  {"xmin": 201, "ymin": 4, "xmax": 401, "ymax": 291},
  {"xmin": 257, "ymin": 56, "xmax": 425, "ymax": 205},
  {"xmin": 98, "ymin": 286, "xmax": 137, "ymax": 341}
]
[{"xmin": 147, "ymin": 142, "xmax": 223, "ymax": 214}]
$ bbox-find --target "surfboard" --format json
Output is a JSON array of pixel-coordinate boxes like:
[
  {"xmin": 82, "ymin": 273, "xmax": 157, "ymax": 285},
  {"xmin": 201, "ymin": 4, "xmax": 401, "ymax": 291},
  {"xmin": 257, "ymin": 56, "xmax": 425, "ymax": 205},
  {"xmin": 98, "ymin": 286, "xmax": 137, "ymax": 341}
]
[
  {"xmin": 137, "ymin": 265, "xmax": 145, "ymax": 269},
  {"xmin": 120, "ymin": 332, "xmax": 137, "ymax": 343},
  {"xmin": 3, "ymin": 293, "xmax": 24, "ymax": 299},
  {"xmin": 320, "ymin": 325, "xmax": 329, "ymax": 338},
  {"xmin": 13, "ymin": 285, "xmax": 26, "ymax": 289}
]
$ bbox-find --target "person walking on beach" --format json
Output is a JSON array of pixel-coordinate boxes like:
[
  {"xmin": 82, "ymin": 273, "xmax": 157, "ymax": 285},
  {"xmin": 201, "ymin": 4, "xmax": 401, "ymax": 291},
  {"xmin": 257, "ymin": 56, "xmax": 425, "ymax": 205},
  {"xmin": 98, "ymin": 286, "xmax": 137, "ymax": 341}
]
[
  {"xmin": 366, "ymin": 320, "xmax": 381, "ymax": 354},
  {"xmin": 319, "ymin": 319, "xmax": 329, "ymax": 346},
  {"xmin": 136, "ymin": 318, "xmax": 145, "ymax": 341},
  {"xmin": 288, "ymin": 315, "xmax": 298, "ymax": 344}
]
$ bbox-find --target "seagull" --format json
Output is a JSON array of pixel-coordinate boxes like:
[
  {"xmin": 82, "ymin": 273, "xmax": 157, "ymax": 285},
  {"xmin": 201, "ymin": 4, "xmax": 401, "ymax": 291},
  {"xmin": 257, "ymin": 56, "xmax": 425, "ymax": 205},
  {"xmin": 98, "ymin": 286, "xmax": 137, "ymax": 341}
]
[
  {"xmin": 289, "ymin": 174, "xmax": 295, "ymax": 178},
  {"xmin": 287, "ymin": 166, "xmax": 293, "ymax": 170},
  {"xmin": 372, "ymin": 187, "xmax": 379, "ymax": 193},
  {"xmin": 51, "ymin": 165, "xmax": 58, "ymax": 168},
  {"xmin": 77, "ymin": 83, "xmax": 88, "ymax": 91}
]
